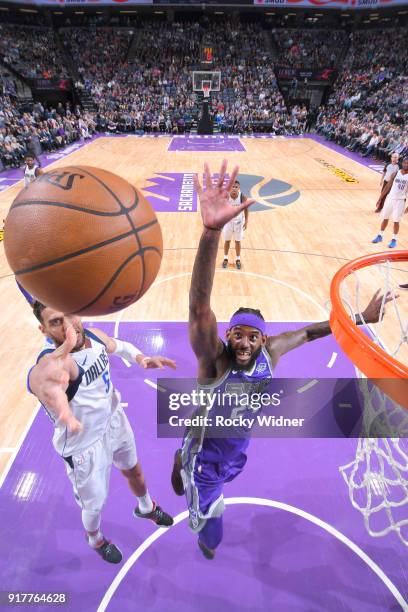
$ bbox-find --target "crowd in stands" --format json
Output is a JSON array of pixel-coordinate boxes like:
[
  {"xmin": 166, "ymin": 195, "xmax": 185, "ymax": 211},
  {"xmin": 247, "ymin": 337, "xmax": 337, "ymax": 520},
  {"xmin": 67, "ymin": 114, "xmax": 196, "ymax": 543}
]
[
  {"xmin": 0, "ymin": 24, "xmax": 68, "ymax": 80},
  {"xmin": 316, "ymin": 27, "xmax": 408, "ymax": 160},
  {"xmin": 63, "ymin": 19, "xmax": 292, "ymax": 134},
  {"xmin": 1, "ymin": 18, "xmax": 408, "ymax": 170},
  {"xmin": 272, "ymin": 29, "xmax": 346, "ymax": 69},
  {"xmin": 207, "ymin": 21, "xmax": 290, "ymax": 132},
  {"xmin": 0, "ymin": 74, "xmax": 16, "ymax": 98},
  {"xmin": 0, "ymin": 94, "xmax": 96, "ymax": 169}
]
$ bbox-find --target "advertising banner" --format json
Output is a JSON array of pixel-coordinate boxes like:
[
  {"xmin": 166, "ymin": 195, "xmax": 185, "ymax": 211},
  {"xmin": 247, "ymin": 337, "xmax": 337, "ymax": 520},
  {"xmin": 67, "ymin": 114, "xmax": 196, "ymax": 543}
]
[{"xmin": 255, "ymin": 0, "xmax": 408, "ymax": 8}]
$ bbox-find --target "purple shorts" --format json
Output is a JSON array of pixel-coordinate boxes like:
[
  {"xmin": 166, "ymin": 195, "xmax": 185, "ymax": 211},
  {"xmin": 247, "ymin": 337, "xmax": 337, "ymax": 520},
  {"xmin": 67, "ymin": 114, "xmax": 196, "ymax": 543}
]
[{"xmin": 181, "ymin": 431, "xmax": 248, "ymax": 532}]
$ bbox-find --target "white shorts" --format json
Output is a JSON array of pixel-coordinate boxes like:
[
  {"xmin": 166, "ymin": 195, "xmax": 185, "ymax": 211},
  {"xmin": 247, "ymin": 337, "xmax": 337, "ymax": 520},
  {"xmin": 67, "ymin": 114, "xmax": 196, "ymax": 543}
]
[
  {"xmin": 382, "ymin": 196, "xmax": 406, "ymax": 222},
  {"xmin": 65, "ymin": 406, "xmax": 137, "ymax": 512},
  {"xmin": 222, "ymin": 217, "xmax": 244, "ymax": 242}
]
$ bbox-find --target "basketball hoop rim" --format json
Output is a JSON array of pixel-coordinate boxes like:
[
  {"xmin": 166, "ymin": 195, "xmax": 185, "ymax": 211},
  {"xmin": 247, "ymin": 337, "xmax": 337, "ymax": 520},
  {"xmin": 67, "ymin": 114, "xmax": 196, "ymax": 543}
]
[{"xmin": 330, "ymin": 250, "xmax": 408, "ymax": 408}]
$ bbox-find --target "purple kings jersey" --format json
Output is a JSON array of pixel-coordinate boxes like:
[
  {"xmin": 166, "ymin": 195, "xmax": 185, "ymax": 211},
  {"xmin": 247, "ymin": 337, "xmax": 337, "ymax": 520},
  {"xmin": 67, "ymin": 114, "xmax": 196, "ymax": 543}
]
[{"xmin": 195, "ymin": 345, "xmax": 274, "ymax": 462}]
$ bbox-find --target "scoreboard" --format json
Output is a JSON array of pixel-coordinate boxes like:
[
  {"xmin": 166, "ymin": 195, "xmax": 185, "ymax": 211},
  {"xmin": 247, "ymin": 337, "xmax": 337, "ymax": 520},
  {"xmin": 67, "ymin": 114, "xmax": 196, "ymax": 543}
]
[{"xmin": 201, "ymin": 45, "xmax": 215, "ymax": 66}]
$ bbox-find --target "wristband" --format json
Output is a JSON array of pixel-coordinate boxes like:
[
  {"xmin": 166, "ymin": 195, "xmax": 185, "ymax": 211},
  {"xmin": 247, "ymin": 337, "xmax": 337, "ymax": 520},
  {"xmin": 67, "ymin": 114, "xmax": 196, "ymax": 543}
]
[{"xmin": 114, "ymin": 338, "xmax": 142, "ymax": 361}]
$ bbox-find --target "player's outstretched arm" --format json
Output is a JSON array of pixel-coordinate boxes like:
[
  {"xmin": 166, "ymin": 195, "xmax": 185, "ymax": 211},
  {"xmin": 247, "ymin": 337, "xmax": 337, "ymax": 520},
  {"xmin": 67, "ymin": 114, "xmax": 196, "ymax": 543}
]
[
  {"xmin": 266, "ymin": 290, "xmax": 393, "ymax": 367},
  {"xmin": 190, "ymin": 161, "xmax": 253, "ymax": 376},
  {"xmin": 28, "ymin": 325, "xmax": 82, "ymax": 433},
  {"xmin": 87, "ymin": 328, "xmax": 177, "ymax": 370}
]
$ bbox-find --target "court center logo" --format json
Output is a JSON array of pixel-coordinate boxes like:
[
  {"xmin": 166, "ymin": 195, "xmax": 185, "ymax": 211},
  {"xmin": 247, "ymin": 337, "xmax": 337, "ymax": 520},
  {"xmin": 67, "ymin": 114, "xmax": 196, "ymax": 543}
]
[
  {"xmin": 237, "ymin": 174, "xmax": 301, "ymax": 211},
  {"xmin": 142, "ymin": 173, "xmax": 197, "ymax": 213},
  {"xmin": 142, "ymin": 173, "xmax": 300, "ymax": 213}
]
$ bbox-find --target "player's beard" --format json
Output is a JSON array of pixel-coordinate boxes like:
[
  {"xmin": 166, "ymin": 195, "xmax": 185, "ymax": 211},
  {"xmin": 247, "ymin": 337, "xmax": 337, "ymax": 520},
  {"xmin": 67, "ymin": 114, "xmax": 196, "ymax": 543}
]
[{"xmin": 226, "ymin": 341, "xmax": 262, "ymax": 371}]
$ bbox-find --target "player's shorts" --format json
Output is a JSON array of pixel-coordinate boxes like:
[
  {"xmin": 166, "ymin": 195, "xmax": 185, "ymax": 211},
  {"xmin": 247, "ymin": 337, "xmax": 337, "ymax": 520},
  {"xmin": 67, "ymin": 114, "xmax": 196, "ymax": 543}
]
[
  {"xmin": 222, "ymin": 216, "xmax": 244, "ymax": 242},
  {"xmin": 180, "ymin": 429, "xmax": 247, "ymax": 533},
  {"xmin": 382, "ymin": 196, "xmax": 406, "ymax": 222},
  {"xmin": 64, "ymin": 406, "xmax": 137, "ymax": 513}
]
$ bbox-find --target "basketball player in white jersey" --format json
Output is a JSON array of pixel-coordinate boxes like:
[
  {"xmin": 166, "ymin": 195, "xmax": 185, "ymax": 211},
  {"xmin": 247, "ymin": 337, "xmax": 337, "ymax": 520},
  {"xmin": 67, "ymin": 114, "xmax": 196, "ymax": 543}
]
[
  {"xmin": 24, "ymin": 155, "xmax": 43, "ymax": 188},
  {"xmin": 222, "ymin": 180, "xmax": 249, "ymax": 270},
  {"xmin": 372, "ymin": 157, "xmax": 408, "ymax": 248},
  {"xmin": 376, "ymin": 152, "xmax": 400, "ymax": 213},
  {"xmin": 28, "ymin": 302, "xmax": 176, "ymax": 564}
]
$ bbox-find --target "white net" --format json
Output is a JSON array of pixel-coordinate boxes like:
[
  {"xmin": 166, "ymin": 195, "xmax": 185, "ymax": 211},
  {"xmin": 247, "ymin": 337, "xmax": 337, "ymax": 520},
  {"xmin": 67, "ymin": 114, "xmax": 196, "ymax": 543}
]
[{"xmin": 336, "ymin": 258, "xmax": 408, "ymax": 545}]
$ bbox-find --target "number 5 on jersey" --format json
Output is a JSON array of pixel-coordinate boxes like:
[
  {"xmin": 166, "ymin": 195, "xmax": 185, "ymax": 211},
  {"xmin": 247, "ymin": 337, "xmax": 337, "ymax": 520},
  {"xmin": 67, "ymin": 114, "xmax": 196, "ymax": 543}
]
[{"xmin": 102, "ymin": 371, "xmax": 110, "ymax": 393}]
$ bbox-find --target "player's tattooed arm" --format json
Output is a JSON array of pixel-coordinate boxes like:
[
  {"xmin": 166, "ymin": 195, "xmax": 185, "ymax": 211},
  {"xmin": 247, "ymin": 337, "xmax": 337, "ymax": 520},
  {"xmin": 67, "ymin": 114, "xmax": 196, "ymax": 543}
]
[
  {"xmin": 189, "ymin": 227, "xmax": 223, "ymax": 367},
  {"xmin": 28, "ymin": 325, "xmax": 82, "ymax": 433},
  {"xmin": 190, "ymin": 161, "xmax": 253, "ymax": 375},
  {"xmin": 266, "ymin": 290, "xmax": 393, "ymax": 367}
]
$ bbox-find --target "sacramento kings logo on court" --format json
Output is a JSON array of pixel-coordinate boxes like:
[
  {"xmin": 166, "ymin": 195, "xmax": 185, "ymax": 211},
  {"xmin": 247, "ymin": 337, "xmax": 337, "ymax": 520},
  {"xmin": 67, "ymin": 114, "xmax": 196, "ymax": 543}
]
[
  {"xmin": 142, "ymin": 173, "xmax": 198, "ymax": 213},
  {"xmin": 237, "ymin": 174, "xmax": 301, "ymax": 211},
  {"xmin": 142, "ymin": 172, "xmax": 300, "ymax": 213}
]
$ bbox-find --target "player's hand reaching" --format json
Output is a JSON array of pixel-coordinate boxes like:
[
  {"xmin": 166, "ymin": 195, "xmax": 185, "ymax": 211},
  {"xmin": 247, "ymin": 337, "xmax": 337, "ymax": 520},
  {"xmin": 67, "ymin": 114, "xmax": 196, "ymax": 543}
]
[
  {"xmin": 194, "ymin": 160, "xmax": 254, "ymax": 230},
  {"xmin": 29, "ymin": 324, "xmax": 83, "ymax": 433},
  {"xmin": 136, "ymin": 355, "xmax": 177, "ymax": 369},
  {"xmin": 361, "ymin": 289, "xmax": 395, "ymax": 324}
]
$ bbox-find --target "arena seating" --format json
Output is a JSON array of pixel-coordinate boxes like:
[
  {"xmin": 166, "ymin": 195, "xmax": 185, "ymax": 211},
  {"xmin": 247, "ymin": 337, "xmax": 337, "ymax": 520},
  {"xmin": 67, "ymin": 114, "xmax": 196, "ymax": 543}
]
[
  {"xmin": 0, "ymin": 24, "xmax": 68, "ymax": 80},
  {"xmin": 272, "ymin": 29, "xmax": 346, "ymax": 69},
  {"xmin": 1, "ymin": 17, "xmax": 407, "ymax": 168},
  {"xmin": 316, "ymin": 27, "xmax": 408, "ymax": 160}
]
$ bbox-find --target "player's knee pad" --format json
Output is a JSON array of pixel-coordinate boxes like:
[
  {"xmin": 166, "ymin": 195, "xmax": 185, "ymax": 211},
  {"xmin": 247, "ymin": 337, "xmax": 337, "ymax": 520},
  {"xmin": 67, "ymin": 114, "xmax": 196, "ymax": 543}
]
[{"xmin": 82, "ymin": 509, "xmax": 102, "ymax": 532}]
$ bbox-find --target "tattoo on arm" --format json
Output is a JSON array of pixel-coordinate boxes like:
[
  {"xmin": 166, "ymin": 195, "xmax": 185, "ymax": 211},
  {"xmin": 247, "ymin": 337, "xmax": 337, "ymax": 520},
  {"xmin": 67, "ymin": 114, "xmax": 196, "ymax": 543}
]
[{"xmin": 189, "ymin": 228, "xmax": 221, "ymax": 311}]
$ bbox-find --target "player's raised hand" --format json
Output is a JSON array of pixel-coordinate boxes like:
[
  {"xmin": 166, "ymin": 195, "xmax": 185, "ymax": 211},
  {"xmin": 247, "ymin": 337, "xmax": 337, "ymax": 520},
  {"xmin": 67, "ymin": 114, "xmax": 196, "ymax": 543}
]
[
  {"xmin": 194, "ymin": 160, "xmax": 254, "ymax": 230},
  {"xmin": 361, "ymin": 289, "xmax": 396, "ymax": 324},
  {"xmin": 138, "ymin": 356, "xmax": 177, "ymax": 369},
  {"xmin": 29, "ymin": 324, "xmax": 83, "ymax": 433}
]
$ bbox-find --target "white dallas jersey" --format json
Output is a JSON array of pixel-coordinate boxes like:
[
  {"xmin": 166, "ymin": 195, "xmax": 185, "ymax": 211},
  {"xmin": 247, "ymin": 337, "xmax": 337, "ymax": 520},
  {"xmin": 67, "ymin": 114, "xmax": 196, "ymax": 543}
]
[
  {"xmin": 24, "ymin": 164, "xmax": 39, "ymax": 188},
  {"xmin": 389, "ymin": 170, "xmax": 408, "ymax": 200},
  {"xmin": 229, "ymin": 191, "xmax": 244, "ymax": 223},
  {"xmin": 35, "ymin": 330, "xmax": 120, "ymax": 457}
]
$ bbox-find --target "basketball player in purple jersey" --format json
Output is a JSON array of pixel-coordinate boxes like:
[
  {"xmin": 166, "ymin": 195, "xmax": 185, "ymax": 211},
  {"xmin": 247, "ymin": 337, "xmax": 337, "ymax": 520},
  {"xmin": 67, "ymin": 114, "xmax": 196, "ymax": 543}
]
[{"xmin": 171, "ymin": 160, "xmax": 393, "ymax": 560}]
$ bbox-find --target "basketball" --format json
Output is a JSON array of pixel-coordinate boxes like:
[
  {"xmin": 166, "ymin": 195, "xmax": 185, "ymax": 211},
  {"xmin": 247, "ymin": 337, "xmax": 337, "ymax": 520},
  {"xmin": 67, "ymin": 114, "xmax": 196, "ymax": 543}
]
[{"xmin": 4, "ymin": 166, "xmax": 163, "ymax": 316}]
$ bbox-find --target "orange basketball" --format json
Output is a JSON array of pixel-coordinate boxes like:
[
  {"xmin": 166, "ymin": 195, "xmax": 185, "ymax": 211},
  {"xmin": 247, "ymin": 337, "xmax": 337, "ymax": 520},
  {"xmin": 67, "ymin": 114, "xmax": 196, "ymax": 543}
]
[{"xmin": 4, "ymin": 166, "xmax": 163, "ymax": 316}]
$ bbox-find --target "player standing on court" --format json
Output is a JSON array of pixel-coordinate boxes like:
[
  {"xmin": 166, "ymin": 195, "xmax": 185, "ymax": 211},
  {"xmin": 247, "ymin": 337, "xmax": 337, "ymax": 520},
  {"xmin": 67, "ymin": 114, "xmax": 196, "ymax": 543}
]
[
  {"xmin": 222, "ymin": 179, "xmax": 249, "ymax": 270},
  {"xmin": 376, "ymin": 153, "xmax": 400, "ymax": 213},
  {"xmin": 28, "ymin": 302, "xmax": 176, "ymax": 564},
  {"xmin": 171, "ymin": 159, "xmax": 392, "ymax": 560},
  {"xmin": 23, "ymin": 154, "xmax": 43, "ymax": 188},
  {"xmin": 372, "ymin": 157, "xmax": 408, "ymax": 248}
]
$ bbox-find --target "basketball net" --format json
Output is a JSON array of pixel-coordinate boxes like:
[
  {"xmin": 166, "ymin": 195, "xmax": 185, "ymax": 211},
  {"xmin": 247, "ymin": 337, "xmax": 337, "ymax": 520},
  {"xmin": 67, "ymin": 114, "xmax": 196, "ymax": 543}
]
[
  {"xmin": 202, "ymin": 84, "xmax": 210, "ymax": 99},
  {"xmin": 331, "ymin": 255, "xmax": 408, "ymax": 546}
]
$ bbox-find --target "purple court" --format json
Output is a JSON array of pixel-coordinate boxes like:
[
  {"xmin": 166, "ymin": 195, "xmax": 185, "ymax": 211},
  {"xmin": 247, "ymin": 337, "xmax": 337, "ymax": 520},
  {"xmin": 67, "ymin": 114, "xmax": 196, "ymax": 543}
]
[
  {"xmin": 0, "ymin": 322, "xmax": 406, "ymax": 611},
  {"xmin": 168, "ymin": 135, "xmax": 246, "ymax": 152}
]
